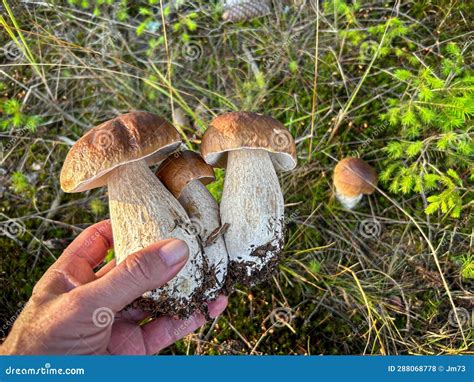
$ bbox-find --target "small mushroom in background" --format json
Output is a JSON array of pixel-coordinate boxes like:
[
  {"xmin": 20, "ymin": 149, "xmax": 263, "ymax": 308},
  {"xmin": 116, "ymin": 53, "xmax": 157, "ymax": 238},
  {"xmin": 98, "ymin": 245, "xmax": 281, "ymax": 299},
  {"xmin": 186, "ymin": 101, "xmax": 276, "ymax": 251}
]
[
  {"xmin": 60, "ymin": 111, "xmax": 205, "ymax": 318},
  {"xmin": 333, "ymin": 157, "xmax": 377, "ymax": 209},
  {"xmin": 156, "ymin": 150, "xmax": 229, "ymax": 300},
  {"xmin": 200, "ymin": 111, "xmax": 297, "ymax": 286}
]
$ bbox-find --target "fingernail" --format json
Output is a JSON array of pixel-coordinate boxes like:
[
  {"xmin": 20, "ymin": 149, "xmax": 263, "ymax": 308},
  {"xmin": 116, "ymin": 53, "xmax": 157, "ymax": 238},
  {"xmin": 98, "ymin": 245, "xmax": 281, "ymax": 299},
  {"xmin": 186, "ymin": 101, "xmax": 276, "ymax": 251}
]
[
  {"xmin": 209, "ymin": 295, "xmax": 228, "ymax": 318},
  {"xmin": 159, "ymin": 239, "xmax": 189, "ymax": 267}
]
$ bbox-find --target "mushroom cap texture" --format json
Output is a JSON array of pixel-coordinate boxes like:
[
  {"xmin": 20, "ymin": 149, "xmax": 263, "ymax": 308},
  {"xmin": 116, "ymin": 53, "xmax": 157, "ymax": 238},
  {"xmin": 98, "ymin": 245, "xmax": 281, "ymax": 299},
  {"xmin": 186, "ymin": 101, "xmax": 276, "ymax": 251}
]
[
  {"xmin": 156, "ymin": 150, "xmax": 215, "ymax": 198},
  {"xmin": 333, "ymin": 157, "xmax": 377, "ymax": 196},
  {"xmin": 60, "ymin": 111, "xmax": 181, "ymax": 192},
  {"xmin": 200, "ymin": 111, "xmax": 297, "ymax": 172}
]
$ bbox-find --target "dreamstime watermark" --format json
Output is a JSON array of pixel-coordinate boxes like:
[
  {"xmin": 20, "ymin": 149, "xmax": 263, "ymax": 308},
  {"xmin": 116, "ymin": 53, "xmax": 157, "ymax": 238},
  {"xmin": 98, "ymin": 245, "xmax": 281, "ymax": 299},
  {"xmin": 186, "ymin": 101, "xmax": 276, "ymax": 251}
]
[
  {"xmin": 270, "ymin": 129, "xmax": 294, "ymax": 151},
  {"xmin": 357, "ymin": 218, "xmax": 382, "ymax": 239},
  {"xmin": 242, "ymin": 114, "xmax": 295, "ymax": 152},
  {"xmin": 4, "ymin": 363, "xmax": 85, "ymax": 376},
  {"xmin": 2, "ymin": 41, "xmax": 23, "ymax": 61},
  {"xmin": 0, "ymin": 220, "xmax": 26, "ymax": 238},
  {"xmin": 264, "ymin": 32, "xmax": 299, "ymax": 69},
  {"xmin": 181, "ymin": 41, "xmax": 203, "ymax": 61},
  {"xmin": 74, "ymin": 220, "xmax": 111, "ymax": 259},
  {"xmin": 1, "ymin": 127, "xmax": 30, "ymax": 162},
  {"xmin": 359, "ymin": 40, "xmax": 378, "ymax": 62},
  {"xmin": 347, "ymin": 120, "xmax": 389, "ymax": 158},
  {"xmin": 448, "ymin": 307, "xmax": 473, "ymax": 329},
  {"xmin": 0, "ymin": 301, "xmax": 26, "ymax": 338},
  {"xmin": 98, "ymin": 30, "xmax": 121, "ymax": 55},
  {"xmin": 92, "ymin": 130, "xmax": 115, "ymax": 149},
  {"xmin": 92, "ymin": 307, "xmax": 114, "ymax": 328},
  {"xmin": 172, "ymin": 312, "xmax": 199, "ymax": 337},
  {"xmin": 283, "ymin": 208, "xmax": 300, "ymax": 225},
  {"xmin": 84, "ymin": 115, "xmax": 167, "ymax": 153},
  {"xmin": 352, "ymin": 320, "xmax": 368, "ymax": 335},
  {"xmin": 183, "ymin": 217, "xmax": 205, "ymax": 238},
  {"xmin": 269, "ymin": 307, "xmax": 293, "ymax": 328}
]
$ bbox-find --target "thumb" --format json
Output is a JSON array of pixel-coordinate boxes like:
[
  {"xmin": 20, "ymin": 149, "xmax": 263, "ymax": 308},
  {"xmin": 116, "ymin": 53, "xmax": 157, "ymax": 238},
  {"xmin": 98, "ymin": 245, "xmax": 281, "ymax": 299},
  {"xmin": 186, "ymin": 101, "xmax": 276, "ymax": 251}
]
[{"xmin": 75, "ymin": 239, "xmax": 189, "ymax": 312}]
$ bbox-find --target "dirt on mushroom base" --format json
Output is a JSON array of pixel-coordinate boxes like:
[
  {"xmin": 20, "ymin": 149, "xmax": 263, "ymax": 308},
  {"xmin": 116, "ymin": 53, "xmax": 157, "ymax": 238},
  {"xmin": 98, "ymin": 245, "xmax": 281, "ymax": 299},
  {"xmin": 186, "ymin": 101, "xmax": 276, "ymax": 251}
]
[
  {"xmin": 128, "ymin": 248, "xmax": 223, "ymax": 319},
  {"xmin": 225, "ymin": 235, "xmax": 284, "ymax": 292},
  {"xmin": 130, "ymin": 284, "xmax": 207, "ymax": 320},
  {"xmin": 130, "ymin": 223, "xmax": 285, "ymax": 317}
]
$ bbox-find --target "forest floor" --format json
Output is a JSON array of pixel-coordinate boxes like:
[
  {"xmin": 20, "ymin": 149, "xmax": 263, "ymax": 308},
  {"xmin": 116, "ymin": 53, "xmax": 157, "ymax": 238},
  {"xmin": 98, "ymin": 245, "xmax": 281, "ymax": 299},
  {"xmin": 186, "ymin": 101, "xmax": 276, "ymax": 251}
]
[{"xmin": 0, "ymin": 0, "xmax": 472, "ymax": 354}]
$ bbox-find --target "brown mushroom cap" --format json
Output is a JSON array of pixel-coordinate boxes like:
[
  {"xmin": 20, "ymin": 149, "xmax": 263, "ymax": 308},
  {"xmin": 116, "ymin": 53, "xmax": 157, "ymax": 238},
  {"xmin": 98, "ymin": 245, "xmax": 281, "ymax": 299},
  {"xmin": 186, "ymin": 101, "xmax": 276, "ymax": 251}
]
[
  {"xmin": 333, "ymin": 157, "xmax": 377, "ymax": 197},
  {"xmin": 156, "ymin": 151, "xmax": 215, "ymax": 198},
  {"xmin": 200, "ymin": 111, "xmax": 297, "ymax": 172},
  {"xmin": 60, "ymin": 111, "xmax": 181, "ymax": 193}
]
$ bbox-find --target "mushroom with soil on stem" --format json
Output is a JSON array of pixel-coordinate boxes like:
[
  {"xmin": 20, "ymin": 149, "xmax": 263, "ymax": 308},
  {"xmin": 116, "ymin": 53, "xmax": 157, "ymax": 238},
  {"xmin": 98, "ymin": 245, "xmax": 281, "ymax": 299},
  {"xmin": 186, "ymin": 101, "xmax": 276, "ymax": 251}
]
[
  {"xmin": 60, "ymin": 111, "xmax": 205, "ymax": 318},
  {"xmin": 200, "ymin": 111, "xmax": 297, "ymax": 287},
  {"xmin": 156, "ymin": 150, "xmax": 229, "ymax": 300},
  {"xmin": 333, "ymin": 157, "xmax": 377, "ymax": 210}
]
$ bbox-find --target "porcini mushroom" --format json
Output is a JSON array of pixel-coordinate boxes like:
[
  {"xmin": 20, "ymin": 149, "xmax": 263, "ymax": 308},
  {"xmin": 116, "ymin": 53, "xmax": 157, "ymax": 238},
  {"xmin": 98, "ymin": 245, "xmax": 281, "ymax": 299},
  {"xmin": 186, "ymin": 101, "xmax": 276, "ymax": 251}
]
[
  {"xmin": 60, "ymin": 111, "xmax": 205, "ymax": 317},
  {"xmin": 200, "ymin": 112, "xmax": 296, "ymax": 286},
  {"xmin": 156, "ymin": 150, "xmax": 228, "ymax": 299},
  {"xmin": 333, "ymin": 157, "xmax": 377, "ymax": 209}
]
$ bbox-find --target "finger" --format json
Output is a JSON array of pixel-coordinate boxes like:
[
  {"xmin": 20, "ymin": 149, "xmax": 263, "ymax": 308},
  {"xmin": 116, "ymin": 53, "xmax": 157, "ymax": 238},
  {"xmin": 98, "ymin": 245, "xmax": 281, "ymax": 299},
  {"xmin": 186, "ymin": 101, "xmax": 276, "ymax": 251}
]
[
  {"xmin": 117, "ymin": 307, "xmax": 150, "ymax": 322},
  {"xmin": 95, "ymin": 259, "xmax": 116, "ymax": 278},
  {"xmin": 74, "ymin": 239, "xmax": 188, "ymax": 312},
  {"xmin": 30, "ymin": 268, "xmax": 79, "ymax": 301},
  {"xmin": 34, "ymin": 221, "xmax": 114, "ymax": 295},
  {"xmin": 142, "ymin": 295, "xmax": 228, "ymax": 355},
  {"xmin": 142, "ymin": 312, "xmax": 206, "ymax": 355},
  {"xmin": 108, "ymin": 322, "xmax": 146, "ymax": 355},
  {"xmin": 207, "ymin": 295, "xmax": 228, "ymax": 318},
  {"xmin": 56, "ymin": 220, "xmax": 113, "ymax": 271}
]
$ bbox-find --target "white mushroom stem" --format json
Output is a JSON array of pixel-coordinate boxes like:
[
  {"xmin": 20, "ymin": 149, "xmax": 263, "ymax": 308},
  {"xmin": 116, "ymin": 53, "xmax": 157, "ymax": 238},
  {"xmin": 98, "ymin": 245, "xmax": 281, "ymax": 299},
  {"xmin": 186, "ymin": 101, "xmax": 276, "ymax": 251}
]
[
  {"xmin": 178, "ymin": 180, "xmax": 228, "ymax": 299},
  {"xmin": 107, "ymin": 159, "xmax": 203, "ymax": 303},
  {"xmin": 220, "ymin": 149, "xmax": 284, "ymax": 279},
  {"xmin": 335, "ymin": 191, "xmax": 363, "ymax": 210}
]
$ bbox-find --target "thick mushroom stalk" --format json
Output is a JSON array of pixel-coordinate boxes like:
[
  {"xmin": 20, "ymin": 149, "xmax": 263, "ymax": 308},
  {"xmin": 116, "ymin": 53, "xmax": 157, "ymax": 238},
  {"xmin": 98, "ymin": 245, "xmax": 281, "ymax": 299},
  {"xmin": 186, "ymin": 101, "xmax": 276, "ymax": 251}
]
[
  {"xmin": 156, "ymin": 150, "xmax": 228, "ymax": 299},
  {"xmin": 220, "ymin": 149, "xmax": 284, "ymax": 284},
  {"xmin": 200, "ymin": 112, "xmax": 296, "ymax": 287},
  {"xmin": 335, "ymin": 192, "xmax": 363, "ymax": 210},
  {"xmin": 60, "ymin": 112, "xmax": 206, "ymax": 317},
  {"xmin": 177, "ymin": 179, "xmax": 228, "ymax": 299},
  {"xmin": 108, "ymin": 159, "xmax": 204, "ymax": 309}
]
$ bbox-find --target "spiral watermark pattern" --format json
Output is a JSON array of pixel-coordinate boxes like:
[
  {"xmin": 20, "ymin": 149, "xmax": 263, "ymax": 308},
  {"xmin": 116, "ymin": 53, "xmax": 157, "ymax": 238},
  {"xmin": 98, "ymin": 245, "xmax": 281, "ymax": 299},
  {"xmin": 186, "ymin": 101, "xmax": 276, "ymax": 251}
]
[
  {"xmin": 183, "ymin": 217, "xmax": 204, "ymax": 238},
  {"xmin": 270, "ymin": 129, "xmax": 293, "ymax": 150},
  {"xmin": 270, "ymin": 307, "xmax": 293, "ymax": 328},
  {"xmin": 172, "ymin": 312, "xmax": 197, "ymax": 337},
  {"xmin": 0, "ymin": 220, "xmax": 26, "ymax": 238},
  {"xmin": 181, "ymin": 41, "xmax": 203, "ymax": 61},
  {"xmin": 92, "ymin": 307, "xmax": 114, "ymax": 328},
  {"xmin": 358, "ymin": 218, "xmax": 381, "ymax": 239},
  {"xmin": 92, "ymin": 130, "xmax": 115, "ymax": 150},
  {"xmin": 3, "ymin": 41, "xmax": 23, "ymax": 61},
  {"xmin": 359, "ymin": 40, "xmax": 378, "ymax": 62},
  {"xmin": 448, "ymin": 307, "xmax": 471, "ymax": 328}
]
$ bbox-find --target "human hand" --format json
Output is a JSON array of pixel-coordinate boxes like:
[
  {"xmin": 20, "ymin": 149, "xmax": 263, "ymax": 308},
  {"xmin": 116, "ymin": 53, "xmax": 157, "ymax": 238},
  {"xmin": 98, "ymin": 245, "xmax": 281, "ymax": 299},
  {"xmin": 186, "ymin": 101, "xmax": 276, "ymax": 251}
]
[{"xmin": 0, "ymin": 220, "xmax": 227, "ymax": 355}]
